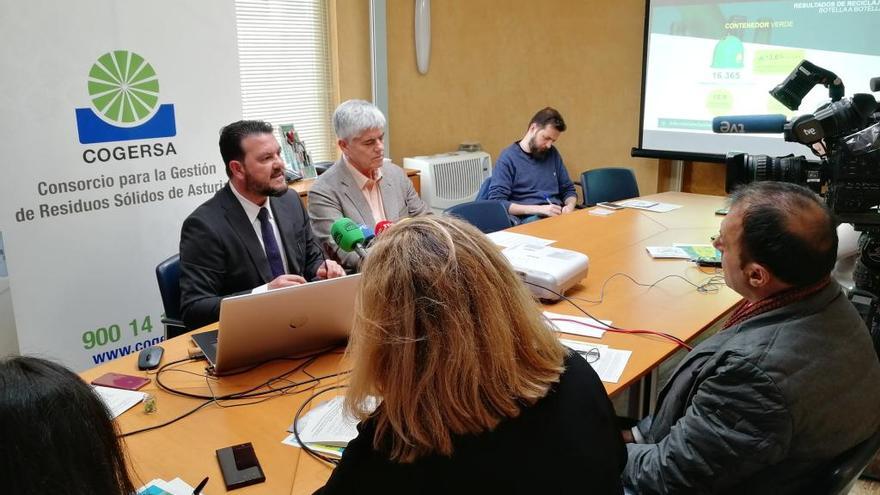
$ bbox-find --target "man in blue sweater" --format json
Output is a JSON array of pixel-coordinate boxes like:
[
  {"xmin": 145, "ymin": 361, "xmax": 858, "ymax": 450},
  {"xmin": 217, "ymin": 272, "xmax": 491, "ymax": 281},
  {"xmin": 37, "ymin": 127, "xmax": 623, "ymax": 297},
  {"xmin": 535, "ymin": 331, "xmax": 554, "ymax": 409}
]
[{"xmin": 487, "ymin": 107, "xmax": 577, "ymax": 223}]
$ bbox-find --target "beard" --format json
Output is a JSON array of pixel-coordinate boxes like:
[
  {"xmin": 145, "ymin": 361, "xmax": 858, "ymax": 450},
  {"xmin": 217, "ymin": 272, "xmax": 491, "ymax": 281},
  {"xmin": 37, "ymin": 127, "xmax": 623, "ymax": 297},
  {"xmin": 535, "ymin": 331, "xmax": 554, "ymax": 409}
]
[
  {"xmin": 528, "ymin": 137, "xmax": 549, "ymax": 160},
  {"xmin": 245, "ymin": 170, "xmax": 288, "ymax": 197}
]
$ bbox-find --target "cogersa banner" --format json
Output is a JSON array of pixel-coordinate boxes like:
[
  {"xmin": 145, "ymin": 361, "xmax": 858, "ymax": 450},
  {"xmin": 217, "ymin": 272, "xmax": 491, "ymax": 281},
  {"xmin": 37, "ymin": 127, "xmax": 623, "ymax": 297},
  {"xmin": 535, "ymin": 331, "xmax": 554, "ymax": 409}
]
[{"xmin": 0, "ymin": 1, "xmax": 242, "ymax": 370}]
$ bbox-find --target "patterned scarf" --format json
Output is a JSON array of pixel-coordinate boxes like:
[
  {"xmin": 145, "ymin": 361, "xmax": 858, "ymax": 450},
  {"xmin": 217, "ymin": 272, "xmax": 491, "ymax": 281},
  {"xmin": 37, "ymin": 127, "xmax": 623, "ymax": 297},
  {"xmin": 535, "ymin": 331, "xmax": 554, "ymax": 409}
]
[{"xmin": 723, "ymin": 277, "xmax": 831, "ymax": 330}]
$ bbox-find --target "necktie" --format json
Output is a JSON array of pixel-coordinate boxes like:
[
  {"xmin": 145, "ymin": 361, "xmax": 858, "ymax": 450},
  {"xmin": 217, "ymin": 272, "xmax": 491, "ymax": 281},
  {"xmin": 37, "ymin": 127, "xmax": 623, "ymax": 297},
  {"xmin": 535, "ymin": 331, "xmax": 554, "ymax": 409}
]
[{"xmin": 257, "ymin": 207, "xmax": 285, "ymax": 278}]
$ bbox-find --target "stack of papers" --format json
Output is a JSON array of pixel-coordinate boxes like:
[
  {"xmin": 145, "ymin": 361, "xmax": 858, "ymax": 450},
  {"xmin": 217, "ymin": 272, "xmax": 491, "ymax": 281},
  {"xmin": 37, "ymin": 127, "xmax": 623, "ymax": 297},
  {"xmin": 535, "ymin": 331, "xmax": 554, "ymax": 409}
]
[
  {"xmin": 559, "ymin": 338, "xmax": 632, "ymax": 383},
  {"xmin": 93, "ymin": 385, "xmax": 146, "ymax": 419},
  {"xmin": 646, "ymin": 244, "xmax": 720, "ymax": 261},
  {"xmin": 617, "ymin": 199, "xmax": 683, "ymax": 213},
  {"xmin": 282, "ymin": 396, "xmax": 377, "ymax": 458},
  {"xmin": 139, "ymin": 478, "xmax": 200, "ymax": 495},
  {"xmin": 486, "ymin": 231, "xmax": 555, "ymax": 248},
  {"xmin": 543, "ymin": 311, "xmax": 609, "ymax": 338},
  {"xmin": 645, "ymin": 246, "xmax": 691, "ymax": 259}
]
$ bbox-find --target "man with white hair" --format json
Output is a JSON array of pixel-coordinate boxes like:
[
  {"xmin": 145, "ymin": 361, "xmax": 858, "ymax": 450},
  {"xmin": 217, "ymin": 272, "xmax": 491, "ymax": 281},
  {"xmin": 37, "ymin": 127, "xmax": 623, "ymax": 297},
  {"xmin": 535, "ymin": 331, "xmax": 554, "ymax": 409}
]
[{"xmin": 308, "ymin": 99, "xmax": 429, "ymax": 270}]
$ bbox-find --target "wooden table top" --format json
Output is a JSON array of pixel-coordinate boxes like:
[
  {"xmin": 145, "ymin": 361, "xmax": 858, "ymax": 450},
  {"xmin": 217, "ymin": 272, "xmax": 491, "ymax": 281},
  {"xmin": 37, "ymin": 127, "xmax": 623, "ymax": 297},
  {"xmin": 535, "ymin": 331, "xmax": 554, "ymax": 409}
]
[{"xmin": 81, "ymin": 191, "xmax": 738, "ymax": 494}]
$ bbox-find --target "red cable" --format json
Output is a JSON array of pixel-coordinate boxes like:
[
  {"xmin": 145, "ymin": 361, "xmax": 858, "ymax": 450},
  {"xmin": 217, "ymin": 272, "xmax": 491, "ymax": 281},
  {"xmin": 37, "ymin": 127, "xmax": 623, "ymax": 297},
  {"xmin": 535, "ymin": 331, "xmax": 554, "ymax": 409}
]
[{"xmin": 549, "ymin": 317, "xmax": 693, "ymax": 351}]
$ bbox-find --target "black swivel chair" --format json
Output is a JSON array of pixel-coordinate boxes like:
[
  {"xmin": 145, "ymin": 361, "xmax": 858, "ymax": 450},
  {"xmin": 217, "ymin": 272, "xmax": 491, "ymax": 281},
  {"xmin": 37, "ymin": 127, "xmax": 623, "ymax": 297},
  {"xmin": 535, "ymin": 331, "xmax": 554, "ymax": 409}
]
[
  {"xmin": 155, "ymin": 254, "xmax": 187, "ymax": 339},
  {"xmin": 577, "ymin": 167, "xmax": 640, "ymax": 207},
  {"xmin": 815, "ymin": 430, "xmax": 880, "ymax": 494},
  {"xmin": 445, "ymin": 200, "xmax": 513, "ymax": 234}
]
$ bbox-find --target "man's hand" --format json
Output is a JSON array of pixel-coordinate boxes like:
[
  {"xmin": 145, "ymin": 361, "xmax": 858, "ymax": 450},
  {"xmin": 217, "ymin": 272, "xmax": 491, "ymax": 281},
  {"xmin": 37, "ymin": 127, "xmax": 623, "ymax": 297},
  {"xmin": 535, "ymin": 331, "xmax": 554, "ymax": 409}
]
[
  {"xmin": 621, "ymin": 429, "xmax": 635, "ymax": 443},
  {"xmin": 562, "ymin": 204, "xmax": 576, "ymax": 214},
  {"xmin": 316, "ymin": 260, "xmax": 345, "ymax": 279},
  {"xmin": 267, "ymin": 274, "xmax": 307, "ymax": 290},
  {"xmin": 533, "ymin": 204, "xmax": 562, "ymax": 217}
]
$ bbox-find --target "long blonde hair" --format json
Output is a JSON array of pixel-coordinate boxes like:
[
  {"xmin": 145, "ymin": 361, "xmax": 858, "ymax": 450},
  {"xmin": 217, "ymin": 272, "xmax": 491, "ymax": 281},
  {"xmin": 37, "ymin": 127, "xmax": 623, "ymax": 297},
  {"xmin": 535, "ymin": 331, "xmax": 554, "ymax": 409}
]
[{"xmin": 345, "ymin": 216, "xmax": 565, "ymax": 462}]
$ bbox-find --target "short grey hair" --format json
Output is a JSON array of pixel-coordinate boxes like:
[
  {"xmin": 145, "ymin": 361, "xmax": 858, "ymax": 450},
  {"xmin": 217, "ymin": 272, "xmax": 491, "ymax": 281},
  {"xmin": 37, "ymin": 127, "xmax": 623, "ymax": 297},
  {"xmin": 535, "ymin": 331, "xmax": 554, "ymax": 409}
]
[{"xmin": 332, "ymin": 99, "xmax": 386, "ymax": 141}]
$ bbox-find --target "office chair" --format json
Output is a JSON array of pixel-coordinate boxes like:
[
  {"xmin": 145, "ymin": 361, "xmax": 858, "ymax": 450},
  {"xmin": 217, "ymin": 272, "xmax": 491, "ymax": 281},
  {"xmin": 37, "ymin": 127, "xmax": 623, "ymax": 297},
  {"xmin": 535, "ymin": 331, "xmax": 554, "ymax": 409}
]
[
  {"xmin": 815, "ymin": 430, "xmax": 880, "ymax": 494},
  {"xmin": 577, "ymin": 167, "xmax": 640, "ymax": 207},
  {"xmin": 476, "ymin": 177, "xmax": 492, "ymax": 200},
  {"xmin": 314, "ymin": 160, "xmax": 334, "ymax": 175},
  {"xmin": 155, "ymin": 254, "xmax": 187, "ymax": 339},
  {"xmin": 445, "ymin": 200, "xmax": 513, "ymax": 234}
]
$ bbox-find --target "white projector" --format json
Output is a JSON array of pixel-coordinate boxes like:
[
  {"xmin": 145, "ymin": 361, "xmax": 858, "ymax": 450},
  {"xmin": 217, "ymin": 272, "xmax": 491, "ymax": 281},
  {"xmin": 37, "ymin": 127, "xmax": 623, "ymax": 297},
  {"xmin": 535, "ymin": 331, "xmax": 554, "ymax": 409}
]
[{"xmin": 502, "ymin": 244, "xmax": 589, "ymax": 301}]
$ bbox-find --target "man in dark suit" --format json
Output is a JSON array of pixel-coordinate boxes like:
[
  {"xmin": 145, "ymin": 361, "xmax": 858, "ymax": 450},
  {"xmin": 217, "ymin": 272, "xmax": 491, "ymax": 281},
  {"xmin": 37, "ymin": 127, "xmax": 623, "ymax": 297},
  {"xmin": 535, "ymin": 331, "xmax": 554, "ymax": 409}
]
[{"xmin": 179, "ymin": 120, "xmax": 345, "ymax": 330}]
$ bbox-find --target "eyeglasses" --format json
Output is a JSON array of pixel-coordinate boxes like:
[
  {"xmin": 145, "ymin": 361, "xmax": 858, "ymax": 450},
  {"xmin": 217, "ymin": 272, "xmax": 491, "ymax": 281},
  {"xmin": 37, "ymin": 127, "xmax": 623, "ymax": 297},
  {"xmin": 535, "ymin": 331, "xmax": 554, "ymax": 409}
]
[{"xmin": 576, "ymin": 347, "xmax": 601, "ymax": 364}]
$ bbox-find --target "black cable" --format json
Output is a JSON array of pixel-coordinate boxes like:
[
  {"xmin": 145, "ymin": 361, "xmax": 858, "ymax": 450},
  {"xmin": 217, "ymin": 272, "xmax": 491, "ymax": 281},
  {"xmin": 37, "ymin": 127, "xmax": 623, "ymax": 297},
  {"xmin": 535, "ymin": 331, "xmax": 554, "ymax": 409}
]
[
  {"xmin": 119, "ymin": 353, "xmax": 351, "ymax": 438},
  {"xmin": 119, "ymin": 399, "xmax": 214, "ymax": 438},
  {"xmin": 566, "ymin": 271, "xmax": 725, "ymax": 305},
  {"xmin": 154, "ymin": 349, "xmax": 339, "ymax": 400},
  {"xmin": 291, "ymin": 384, "xmax": 350, "ymax": 466}
]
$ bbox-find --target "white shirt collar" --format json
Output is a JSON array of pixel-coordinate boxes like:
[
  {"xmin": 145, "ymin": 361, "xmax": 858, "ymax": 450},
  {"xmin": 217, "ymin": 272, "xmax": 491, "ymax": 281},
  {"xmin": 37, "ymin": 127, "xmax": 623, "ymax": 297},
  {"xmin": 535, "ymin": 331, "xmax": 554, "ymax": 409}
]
[{"xmin": 229, "ymin": 181, "xmax": 270, "ymax": 225}]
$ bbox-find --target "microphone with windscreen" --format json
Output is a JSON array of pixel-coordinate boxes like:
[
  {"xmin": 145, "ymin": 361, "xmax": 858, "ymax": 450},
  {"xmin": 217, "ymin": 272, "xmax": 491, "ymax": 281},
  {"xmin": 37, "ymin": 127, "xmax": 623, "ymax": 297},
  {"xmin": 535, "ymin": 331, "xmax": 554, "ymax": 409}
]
[
  {"xmin": 374, "ymin": 220, "xmax": 393, "ymax": 236},
  {"xmin": 360, "ymin": 224, "xmax": 376, "ymax": 247},
  {"xmin": 711, "ymin": 114, "xmax": 788, "ymax": 134},
  {"xmin": 330, "ymin": 218, "xmax": 369, "ymax": 259}
]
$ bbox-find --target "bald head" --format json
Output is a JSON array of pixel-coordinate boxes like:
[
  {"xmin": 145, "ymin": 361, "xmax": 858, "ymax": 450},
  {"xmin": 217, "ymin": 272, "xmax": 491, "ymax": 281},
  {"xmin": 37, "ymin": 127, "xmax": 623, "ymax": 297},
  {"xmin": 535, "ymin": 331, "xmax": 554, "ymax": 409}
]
[{"xmin": 729, "ymin": 182, "xmax": 837, "ymax": 287}]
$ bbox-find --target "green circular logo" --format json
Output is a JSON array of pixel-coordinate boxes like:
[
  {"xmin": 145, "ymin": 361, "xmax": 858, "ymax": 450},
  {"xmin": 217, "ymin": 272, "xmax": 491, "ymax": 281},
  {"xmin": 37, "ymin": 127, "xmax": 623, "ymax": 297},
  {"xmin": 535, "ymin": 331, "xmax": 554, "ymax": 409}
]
[{"xmin": 87, "ymin": 50, "xmax": 160, "ymax": 126}]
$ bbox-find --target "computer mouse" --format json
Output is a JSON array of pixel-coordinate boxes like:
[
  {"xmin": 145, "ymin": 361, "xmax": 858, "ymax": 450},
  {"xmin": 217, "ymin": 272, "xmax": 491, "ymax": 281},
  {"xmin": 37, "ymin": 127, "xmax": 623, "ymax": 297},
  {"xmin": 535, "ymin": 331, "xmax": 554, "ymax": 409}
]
[{"xmin": 137, "ymin": 345, "xmax": 164, "ymax": 370}]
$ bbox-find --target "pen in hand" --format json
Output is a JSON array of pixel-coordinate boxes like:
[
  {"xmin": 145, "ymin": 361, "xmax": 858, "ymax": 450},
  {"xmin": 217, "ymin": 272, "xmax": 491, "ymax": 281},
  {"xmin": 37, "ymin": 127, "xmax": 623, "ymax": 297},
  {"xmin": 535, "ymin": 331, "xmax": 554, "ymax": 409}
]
[
  {"xmin": 543, "ymin": 196, "xmax": 563, "ymax": 216},
  {"xmin": 192, "ymin": 476, "xmax": 209, "ymax": 495}
]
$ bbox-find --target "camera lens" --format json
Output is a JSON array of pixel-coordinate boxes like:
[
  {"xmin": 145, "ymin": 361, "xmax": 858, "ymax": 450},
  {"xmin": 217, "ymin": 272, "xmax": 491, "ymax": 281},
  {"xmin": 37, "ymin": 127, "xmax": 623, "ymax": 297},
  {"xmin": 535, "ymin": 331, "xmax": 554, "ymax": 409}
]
[{"xmin": 725, "ymin": 152, "xmax": 814, "ymax": 192}]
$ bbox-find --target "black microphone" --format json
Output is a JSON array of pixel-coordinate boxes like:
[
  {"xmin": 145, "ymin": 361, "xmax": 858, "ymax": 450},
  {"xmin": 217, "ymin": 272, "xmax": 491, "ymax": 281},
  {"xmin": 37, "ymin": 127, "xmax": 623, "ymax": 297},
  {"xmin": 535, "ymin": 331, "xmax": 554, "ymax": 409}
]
[{"xmin": 712, "ymin": 114, "xmax": 787, "ymax": 134}]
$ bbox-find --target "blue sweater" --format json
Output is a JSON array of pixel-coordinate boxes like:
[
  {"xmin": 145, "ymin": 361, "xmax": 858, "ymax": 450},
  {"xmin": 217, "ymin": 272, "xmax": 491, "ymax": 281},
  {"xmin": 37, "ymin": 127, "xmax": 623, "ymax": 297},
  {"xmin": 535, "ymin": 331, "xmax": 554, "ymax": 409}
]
[{"xmin": 487, "ymin": 142, "xmax": 576, "ymax": 212}]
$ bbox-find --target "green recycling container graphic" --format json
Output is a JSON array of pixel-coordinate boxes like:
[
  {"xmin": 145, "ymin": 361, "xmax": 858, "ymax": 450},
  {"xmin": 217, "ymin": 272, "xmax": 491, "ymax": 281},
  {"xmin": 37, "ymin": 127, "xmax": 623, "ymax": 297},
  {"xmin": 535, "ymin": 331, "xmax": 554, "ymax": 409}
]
[{"xmin": 711, "ymin": 35, "xmax": 744, "ymax": 69}]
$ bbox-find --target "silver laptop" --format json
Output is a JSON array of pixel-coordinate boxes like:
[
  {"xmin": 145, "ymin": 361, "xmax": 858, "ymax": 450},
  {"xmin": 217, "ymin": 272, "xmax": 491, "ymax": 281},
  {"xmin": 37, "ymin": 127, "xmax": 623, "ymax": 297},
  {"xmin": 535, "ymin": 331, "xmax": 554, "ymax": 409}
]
[{"xmin": 191, "ymin": 274, "xmax": 360, "ymax": 375}]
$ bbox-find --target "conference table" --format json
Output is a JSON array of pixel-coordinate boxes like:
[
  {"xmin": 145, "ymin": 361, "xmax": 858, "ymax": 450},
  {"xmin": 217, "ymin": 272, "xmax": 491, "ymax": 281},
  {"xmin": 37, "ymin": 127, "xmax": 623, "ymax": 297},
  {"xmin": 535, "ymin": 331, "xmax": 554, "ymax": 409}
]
[{"xmin": 80, "ymin": 191, "xmax": 741, "ymax": 494}]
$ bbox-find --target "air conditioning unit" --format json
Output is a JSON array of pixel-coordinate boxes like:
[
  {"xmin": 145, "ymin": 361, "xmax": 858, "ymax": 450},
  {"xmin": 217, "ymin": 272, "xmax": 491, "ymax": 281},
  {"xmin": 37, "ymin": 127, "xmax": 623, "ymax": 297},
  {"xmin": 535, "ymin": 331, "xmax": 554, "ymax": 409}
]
[{"xmin": 403, "ymin": 151, "xmax": 492, "ymax": 213}]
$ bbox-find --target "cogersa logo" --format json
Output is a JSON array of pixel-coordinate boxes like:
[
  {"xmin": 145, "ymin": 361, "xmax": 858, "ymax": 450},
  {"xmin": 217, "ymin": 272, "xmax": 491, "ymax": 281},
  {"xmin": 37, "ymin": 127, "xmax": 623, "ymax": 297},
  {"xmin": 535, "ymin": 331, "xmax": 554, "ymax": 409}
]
[{"xmin": 75, "ymin": 50, "xmax": 176, "ymax": 144}]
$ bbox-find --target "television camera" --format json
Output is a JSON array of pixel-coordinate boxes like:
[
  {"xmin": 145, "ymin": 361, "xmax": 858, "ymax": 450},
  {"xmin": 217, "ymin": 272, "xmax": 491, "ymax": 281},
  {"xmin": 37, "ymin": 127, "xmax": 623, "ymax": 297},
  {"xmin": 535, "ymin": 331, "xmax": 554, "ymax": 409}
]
[{"xmin": 713, "ymin": 60, "xmax": 880, "ymax": 343}]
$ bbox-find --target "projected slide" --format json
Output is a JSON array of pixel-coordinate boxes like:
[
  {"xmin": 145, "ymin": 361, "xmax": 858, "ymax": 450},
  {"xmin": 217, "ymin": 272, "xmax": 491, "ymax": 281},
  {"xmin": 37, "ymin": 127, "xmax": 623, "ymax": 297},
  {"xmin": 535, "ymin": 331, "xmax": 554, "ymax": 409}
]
[{"xmin": 640, "ymin": 0, "xmax": 880, "ymax": 157}]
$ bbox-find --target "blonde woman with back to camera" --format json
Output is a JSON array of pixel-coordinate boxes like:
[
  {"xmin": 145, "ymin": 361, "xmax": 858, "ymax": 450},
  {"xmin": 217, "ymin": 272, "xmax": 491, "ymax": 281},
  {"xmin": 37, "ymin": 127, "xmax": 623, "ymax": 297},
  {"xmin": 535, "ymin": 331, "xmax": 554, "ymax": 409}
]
[{"xmin": 315, "ymin": 216, "xmax": 626, "ymax": 494}]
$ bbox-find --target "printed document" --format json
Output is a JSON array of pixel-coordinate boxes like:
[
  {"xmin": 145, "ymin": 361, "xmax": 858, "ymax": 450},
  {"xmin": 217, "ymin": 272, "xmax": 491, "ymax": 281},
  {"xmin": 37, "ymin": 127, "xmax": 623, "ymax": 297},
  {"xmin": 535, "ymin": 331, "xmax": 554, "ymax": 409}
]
[
  {"xmin": 559, "ymin": 338, "xmax": 631, "ymax": 383},
  {"xmin": 618, "ymin": 199, "xmax": 683, "ymax": 213},
  {"xmin": 93, "ymin": 385, "xmax": 145, "ymax": 419}
]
